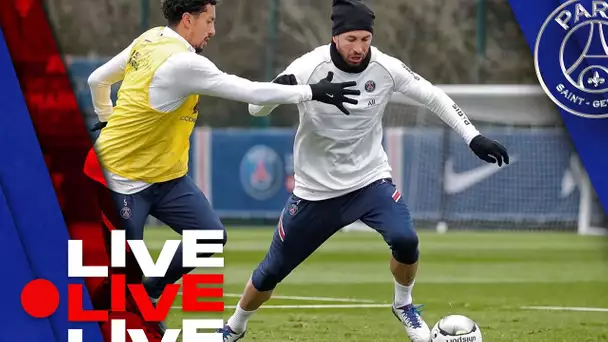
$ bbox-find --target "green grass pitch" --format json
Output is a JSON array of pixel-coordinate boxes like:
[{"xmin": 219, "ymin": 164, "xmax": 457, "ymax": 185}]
[{"xmin": 144, "ymin": 227, "xmax": 608, "ymax": 341}]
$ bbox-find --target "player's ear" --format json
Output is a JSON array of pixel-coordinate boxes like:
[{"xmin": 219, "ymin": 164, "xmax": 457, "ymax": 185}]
[
  {"xmin": 182, "ymin": 12, "xmax": 192, "ymax": 29},
  {"xmin": 332, "ymin": 36, "xmax": 338, "ymax": 44}
]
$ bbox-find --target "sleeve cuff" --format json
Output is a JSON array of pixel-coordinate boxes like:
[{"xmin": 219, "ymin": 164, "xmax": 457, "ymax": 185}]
[
  {"xmin": 464, "ymin": 130, "xmax": 481, "ymax": 145},
  {"xmin": 302, "ymin": 85, "xmax": 313, "ymax": 101}
]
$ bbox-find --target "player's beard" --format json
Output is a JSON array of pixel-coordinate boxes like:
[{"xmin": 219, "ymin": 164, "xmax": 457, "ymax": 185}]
[
  {"xmin": 335, "ymin": 42, "xmax": 367, "ymax": 66},
  {"xmin": 347, "ymin": 54, "xmax": 364, "ymax": 66},
  {"xmin": 193, "ymin": 41, "xmax": 206, "ymax": 54},
  {"xmin": 194, "ymin": 39, "xmax": 208, "ymax": 54}
]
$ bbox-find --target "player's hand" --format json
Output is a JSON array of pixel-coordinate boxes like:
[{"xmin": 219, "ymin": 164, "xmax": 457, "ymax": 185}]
[
  {"xmin": 309, "ymin": 71, "xmax": 360, "ymax": 115},
  {"xmin": 469, "ymin": 135, "xmax": 509, "ymax": 167},
  {"xmin": 273, "ymin": 74, "xmax": 298, "ymax": 85},
  {"xmin": 90, "ymin": 121, "xmax": 107, "ymax": 132}
]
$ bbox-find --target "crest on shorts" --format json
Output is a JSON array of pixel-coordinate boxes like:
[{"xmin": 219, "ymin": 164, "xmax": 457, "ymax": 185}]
[
  {"xmin": 120, "ymin": 197, "xmax": 132, "ymax": 219},
  {"xmin": 288, "ymin": 203, "xmax": 298, "ymax": 216},
  {"xmin": 120, "ymin": 206, "xmax": 132, "ymax": 220},
  {"xmin": 365, "ymin": 80, "xmax": 376, "ymax": 92}
]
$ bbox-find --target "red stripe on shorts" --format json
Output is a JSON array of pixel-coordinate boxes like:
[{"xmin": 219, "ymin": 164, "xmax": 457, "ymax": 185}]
[
  {"xmin": 278, "ymin": 211, "xmax": 285, "ymax": 242},
  {"xmin": 392, "ymin": 189, "xmax": 402, "ymax": 202}
]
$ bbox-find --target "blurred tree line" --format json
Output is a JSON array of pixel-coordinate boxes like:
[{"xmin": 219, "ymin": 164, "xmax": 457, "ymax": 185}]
[{"xmin": 45, "ymin": 0, "xmax": 536, "ymax": 127}]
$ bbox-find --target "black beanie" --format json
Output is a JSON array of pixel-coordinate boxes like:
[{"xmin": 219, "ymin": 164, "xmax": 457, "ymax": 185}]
[{"xmin": 331, "ymin": 0, "xmax": 375, "ymax": 36}]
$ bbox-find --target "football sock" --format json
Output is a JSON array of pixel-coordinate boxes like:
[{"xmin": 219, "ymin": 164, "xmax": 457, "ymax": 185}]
[
  {"xmin": 394, "ymin": 279, "xmax": 415, "ymax": 308},
  {"xmin": 227, "ymin": 301, "xmax": 256, "ymax": 333}
]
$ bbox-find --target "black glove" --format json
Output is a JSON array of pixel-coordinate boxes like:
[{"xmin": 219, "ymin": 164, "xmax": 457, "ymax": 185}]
[
  {"xmin": 309, "ymin": 71, "xmax": 360, "ymax": 115},
  {"xmin": 90, "ymin": 121, "xmax": 107, "ymax": 132},
  {"xmin": 273, "ymin": 74, "xmax": 298, "ymax": 85},
  {"xmin": 469, "ymin": 135, "xmax": 510, "ymax": 167}
]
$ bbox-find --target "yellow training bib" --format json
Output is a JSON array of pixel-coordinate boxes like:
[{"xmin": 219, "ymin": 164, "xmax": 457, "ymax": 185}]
[{"xmin": 94, "ymin": 27, "xmax": 199, "ymax": 183}]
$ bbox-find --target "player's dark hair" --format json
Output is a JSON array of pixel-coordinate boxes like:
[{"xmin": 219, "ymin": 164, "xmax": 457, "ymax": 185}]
[{"xmin": 162, "ymin": 0, "xmax": 218, "ymax": 26}]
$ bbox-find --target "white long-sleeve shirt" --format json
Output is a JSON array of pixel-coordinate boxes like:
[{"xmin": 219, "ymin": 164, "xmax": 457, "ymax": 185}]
[
  {"xmin": 88, "ymin": 27, "xmax": 313, "ymax": 194},
  {"xmin": 249, "ymin": 44, "xmax": 480, "ymax": 201}
]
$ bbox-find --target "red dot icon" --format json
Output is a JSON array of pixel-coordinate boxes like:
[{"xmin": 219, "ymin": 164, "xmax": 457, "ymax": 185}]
[{"xmin": 21, "ymin": 279, "xmax": 60, "ymax": 318}]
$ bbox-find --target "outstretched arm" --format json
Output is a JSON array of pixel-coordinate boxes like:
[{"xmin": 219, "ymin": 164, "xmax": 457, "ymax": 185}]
[
  {"xmin": 248, "ymin": 74, "xmax": 298, "ymax": 117},
  {"xmin": 248, "ymin": 53, "xmax": 313, "ymax": 117},
  {"xmin": 170, "ymin": 53, "xmax": 312, "ymax": 106},
  {"xmin": 87, "ymin": 42, "xmax": 133, "ymax": 123},
  {"xmin": 390, "ymin": 60, "xmax": 480, "ymax": 144},
  {"xmin": 389, "ymin": 58, "xmax": 509, "ymax": 166},
  {"xmin": 166, "ymin": 53, "xmax": 358, "ymax": 115}
]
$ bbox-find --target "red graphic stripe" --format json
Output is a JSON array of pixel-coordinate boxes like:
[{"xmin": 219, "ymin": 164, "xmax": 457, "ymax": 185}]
[
  {"xmin": 0, "ymin": 1, "xmax": 155, "ymax": 340},
  {"xmin": 84, "ymin": 148, "xmax": 108, "ymax": 187},
  {"xmin": 101, "ymin": 213, "xmax": 116, "ymax": 231}
]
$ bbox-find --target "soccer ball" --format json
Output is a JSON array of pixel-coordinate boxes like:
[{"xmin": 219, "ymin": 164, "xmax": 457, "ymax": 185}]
[{"xmin": 430, "ymin": 315, "xmax": 482, "ymax": 342}]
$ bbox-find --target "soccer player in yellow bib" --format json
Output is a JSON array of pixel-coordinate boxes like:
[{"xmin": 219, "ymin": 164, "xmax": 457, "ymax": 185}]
[{"xmin": 84, "ymin": 0, "xmax": 360, "ymax": 336}]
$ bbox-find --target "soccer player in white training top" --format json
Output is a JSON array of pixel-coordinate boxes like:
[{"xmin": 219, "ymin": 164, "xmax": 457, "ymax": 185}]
[{"xmin": 219, "ymin": 1, "xmax": 509, "ymax": 341}]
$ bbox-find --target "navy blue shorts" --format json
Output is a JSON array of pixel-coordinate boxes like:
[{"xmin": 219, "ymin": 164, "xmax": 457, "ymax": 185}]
[
  {"xmin": 102, "ymin": 175, "xmax": 225, "ymax": 241},
  {"xmin": 251, "ymin": 178, "xmax": 419, "ymax": 291},
  {"xmin": 92, "ymin": 175, "xmax": 225, "ymax": 299}
]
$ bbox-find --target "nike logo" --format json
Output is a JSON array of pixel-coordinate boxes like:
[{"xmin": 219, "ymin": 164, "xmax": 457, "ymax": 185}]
[
  {"xmin": 444, "ymin": 156, "xmax": 517, "ymax": 194},
  {"xmin": 326, "ymin": 93, "xmax": 334, "ymax": 98}
]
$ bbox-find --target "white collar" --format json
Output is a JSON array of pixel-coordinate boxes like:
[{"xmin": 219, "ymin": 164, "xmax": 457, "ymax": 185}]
[{"xmin": 162, "ymin": 26, "xmax": 196, "ymax": 53}]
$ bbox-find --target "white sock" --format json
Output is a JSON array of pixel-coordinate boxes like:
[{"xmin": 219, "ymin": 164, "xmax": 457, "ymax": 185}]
[
  {"xmin": 227, "ymin": 302, "xmax": 256, "ymax": 333},
  {"xmin": 394, "ymin": 279, "xmax": 415, "ymax": 308}
]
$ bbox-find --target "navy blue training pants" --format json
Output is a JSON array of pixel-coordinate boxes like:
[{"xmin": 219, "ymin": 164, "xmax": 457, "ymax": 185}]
[
  {"xmin": 98, "ymin": 175, "xmax": 226, "ymax": 298},
  {"xmin": 252, "ymin": 178, "xmax": 418, "ymax": 292}
]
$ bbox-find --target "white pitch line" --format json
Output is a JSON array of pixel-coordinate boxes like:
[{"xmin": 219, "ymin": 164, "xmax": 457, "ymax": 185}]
[
  {"xmin": 223, "ymin": 293, "xmax": 376, "ymax": 303},
  {"xmin": 171, "ymin": 304, "xmax": 392, "ymax": 310},
  {"xmin": 176, "ymin": 292, "xmax": 376, "ymax": 303},
  {"xmin": 521, "ymin": 306, "xmax": 608, "ymax": 313}
]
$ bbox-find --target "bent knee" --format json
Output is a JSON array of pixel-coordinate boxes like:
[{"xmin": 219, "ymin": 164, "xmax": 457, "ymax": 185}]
[
  {"xmin": 202, "ymin": 225, "xmax": 227, "ymax": 246},
  {"xmin": 252, "ymin": 267, "xmax": 283, "ymax": 292},
  {"xmin": 251, "ymin": 259, "xmax": 292, "ymax": 292},
  {"xmin": 220, "ymin": 226, "xmax": 228, "ymax": 246},
  {"xmin": 387, "ymin": 230, "xmax": 419, "ymax": 264},
  {"xmin": 208, "ymin": 224, "xmax": 227, "ymax": 246},
  {"xmin": 388, "ymin": 230, "xmax": 419, "ymax": 250}
]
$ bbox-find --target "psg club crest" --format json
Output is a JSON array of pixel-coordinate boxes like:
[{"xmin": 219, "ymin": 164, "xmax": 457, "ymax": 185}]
[
  {"xmin": 288, "ymin": 203, "xmax": 298, "ymax": 216},
  {"xmin": 120, "ymin": 197, "xmax": 132, "ymax": 219},
  {"xmin": 365, "ymin": 80, "xmax": 376, "ymax": 92},
  {"xmin": 535, "ymin": 0, "xmax": 608, "ymax": 118},
  {"xmin": 239, "ymin": 145, "xmax": 283, "ymax": 201},
  {"xmin": 120, "ymin": 206, "xmax": 132, "ymax": 220}
]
